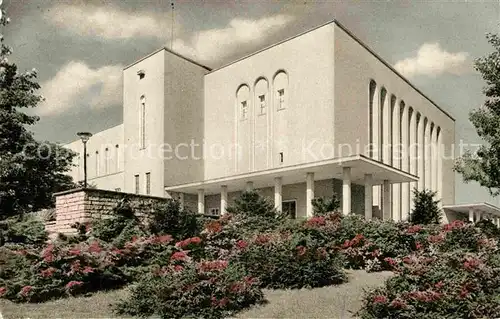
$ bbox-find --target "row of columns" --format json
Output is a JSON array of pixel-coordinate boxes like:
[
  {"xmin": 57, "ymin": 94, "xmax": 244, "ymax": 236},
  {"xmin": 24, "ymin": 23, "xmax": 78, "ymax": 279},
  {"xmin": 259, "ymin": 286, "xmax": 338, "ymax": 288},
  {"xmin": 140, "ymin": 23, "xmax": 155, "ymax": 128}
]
[
  {"xmin": 191, "ymin": 168, "xmax": 391, "ymax": 220},
  {"xmin": 370, "ymin": 81, "xmax": 443, "ymax": 222},
  {"xmin": 468, "ymin": 209, "xmax": 500, "ymax": 226}
]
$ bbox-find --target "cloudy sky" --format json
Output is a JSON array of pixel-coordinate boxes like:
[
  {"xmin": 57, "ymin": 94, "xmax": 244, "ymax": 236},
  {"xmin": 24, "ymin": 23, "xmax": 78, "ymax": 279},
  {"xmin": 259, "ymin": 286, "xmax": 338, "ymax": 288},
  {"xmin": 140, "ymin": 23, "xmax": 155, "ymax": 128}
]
[{"xmin": 2, "ymin": 0, "xmax": 500, "ymax": 204}]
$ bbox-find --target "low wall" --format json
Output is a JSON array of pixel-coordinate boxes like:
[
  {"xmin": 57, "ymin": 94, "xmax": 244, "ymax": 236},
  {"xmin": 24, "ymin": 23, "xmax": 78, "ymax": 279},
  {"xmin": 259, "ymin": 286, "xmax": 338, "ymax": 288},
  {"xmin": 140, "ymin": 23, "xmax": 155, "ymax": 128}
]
[{"xmin": 48, "ymin": 188, "xmax": 171, "ymax": 234}]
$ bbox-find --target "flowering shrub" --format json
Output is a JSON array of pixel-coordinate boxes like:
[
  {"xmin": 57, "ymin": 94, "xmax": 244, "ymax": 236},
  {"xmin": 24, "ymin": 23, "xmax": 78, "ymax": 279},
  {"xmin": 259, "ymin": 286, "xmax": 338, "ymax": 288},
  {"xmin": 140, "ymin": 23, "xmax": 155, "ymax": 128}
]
[
  {"xmin": 0, "ymin": 241, "xmax": 127, "ymax": 302},
  {"xmin": 115, "ymin": 254, "xmax": 264, "ymax": 319},
  {"xmin": 358, "ymin": 220, "xmax": 500, "ymax": 318},
  {"xmin": 359, "ymin": 249, "xmax": 500, "ymax": 318},
  {"xmin": 234, "ymin": 231, "xmax": 346, "ymax": 289}
]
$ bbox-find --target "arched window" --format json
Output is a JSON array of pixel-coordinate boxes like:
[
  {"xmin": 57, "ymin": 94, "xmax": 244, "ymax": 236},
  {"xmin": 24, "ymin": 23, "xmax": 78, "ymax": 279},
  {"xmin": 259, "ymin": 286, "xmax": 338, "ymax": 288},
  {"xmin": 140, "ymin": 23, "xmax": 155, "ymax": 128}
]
[
  {"xmin": 254, "ymin": 78, "xmax": 269, "ymax": 115},
  {"xmin": 273, "ymin": 71, "xmax": 288, "ymax": 111},
  {"xmin": 236, "ymin": 85, "xmax": 250, "ymax": 120},
  {"xmin": 140, "ymin": 95, "xmax": 146, "ymax": 149}
]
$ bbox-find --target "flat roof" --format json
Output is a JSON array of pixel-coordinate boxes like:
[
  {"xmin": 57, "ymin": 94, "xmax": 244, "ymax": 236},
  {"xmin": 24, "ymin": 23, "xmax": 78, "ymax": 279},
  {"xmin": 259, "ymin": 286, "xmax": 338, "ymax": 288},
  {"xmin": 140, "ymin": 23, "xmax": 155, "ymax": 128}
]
[
  {"xmin": 123, "ymin": 19, "xmax": 454, "ymax": 122},
  {"xmin": 443, "ymin": 202, "xmax": 500, "ymax": 215},
  {"xmin": 165, "ymin": 154, "xmax": 418, "ymax": 195}
]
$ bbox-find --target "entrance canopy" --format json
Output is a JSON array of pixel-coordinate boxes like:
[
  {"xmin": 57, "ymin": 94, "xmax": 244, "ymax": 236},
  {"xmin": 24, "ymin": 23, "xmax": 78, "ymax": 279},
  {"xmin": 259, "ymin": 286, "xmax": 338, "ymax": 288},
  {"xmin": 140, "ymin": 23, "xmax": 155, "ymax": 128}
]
[
  {"xmin": 443, "ymin": 203, "xmax": 500, "ymax": 217},
  {"xmin": 165, "ymin": 154, "xmax": 417, "ymax": 195}
]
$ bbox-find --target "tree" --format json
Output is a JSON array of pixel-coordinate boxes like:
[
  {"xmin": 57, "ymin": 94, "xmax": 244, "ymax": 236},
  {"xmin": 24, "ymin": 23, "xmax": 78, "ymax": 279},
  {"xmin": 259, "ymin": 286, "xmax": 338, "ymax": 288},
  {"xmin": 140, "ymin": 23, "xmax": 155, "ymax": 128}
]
[
  {"xmin": 312, "ymin": 193, "xmax": 340, "ymax": 216},
  {"xmin": 0, "ymin": 10, "xmax": 76, "ymax": 218},
  {"xmin": 455, "ymin": 33, "xmax": 500, "ymax": 196},
  {"xmin": 410, "ymin": 188, "xmax": 441, "ymax": 224}
]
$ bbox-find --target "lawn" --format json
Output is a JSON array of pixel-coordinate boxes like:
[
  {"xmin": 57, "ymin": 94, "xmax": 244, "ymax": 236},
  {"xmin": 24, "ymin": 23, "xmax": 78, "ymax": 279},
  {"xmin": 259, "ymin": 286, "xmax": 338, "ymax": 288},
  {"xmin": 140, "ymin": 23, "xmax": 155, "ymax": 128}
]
[{"xmin": 0, "ymin": 270, "xmax": 391, "ymax": 319}]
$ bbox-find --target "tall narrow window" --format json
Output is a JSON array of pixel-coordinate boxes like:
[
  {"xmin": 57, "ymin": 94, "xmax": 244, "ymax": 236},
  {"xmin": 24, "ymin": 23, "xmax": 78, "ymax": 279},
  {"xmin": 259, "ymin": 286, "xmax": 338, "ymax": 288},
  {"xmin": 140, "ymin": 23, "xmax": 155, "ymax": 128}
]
[
  {"xmin": 95, "ymin": 151, "xmax": 99, "ymax": 176},
  {"xmin": 241, "ymin": 100, "xmax": 248, "ymax": 120},
  {"xmin": 104, "ymin": 148, "xmax": 109, "ymax": 174},
  {"xmin": 259, "ymin": 94, "xmax": 266, "ymax": 114},
  {"xmin": 145, "ymin": 172, "xmax": 151, "ymax": 195},
  {"xmin": 278, "ymin": 89, "xmax": 285, "ymax": 110},
  {"xmin": 140, "ymin": 95, "xmax": 146, "ymax": 149},
  {"xmin": 134, "ymin": 175, "xmax": 140, "ymax": 194},
  {"xmin": 115, "ymin": 144, "xmax": 120, "ymax": 172}
]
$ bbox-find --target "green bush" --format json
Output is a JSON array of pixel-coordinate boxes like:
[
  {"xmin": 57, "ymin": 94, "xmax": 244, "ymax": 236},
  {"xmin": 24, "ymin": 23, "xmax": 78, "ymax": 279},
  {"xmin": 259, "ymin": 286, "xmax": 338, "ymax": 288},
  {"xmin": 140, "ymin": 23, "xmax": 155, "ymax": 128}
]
[
  {"xmin": 410, "ymin": 189, "xmax": 441, "ymax": 224},
  {"xmin": 0, "ymin": 215, "xmax": 48, "ymax": 247},
  {"xmin": 225, "ymin": 191, "xmax": 286, "ymax": 234},
  {"xmin": 234, "ymin": 230, "xmax": 346, "ymax": 289},
  {"xmin": 311, "ymin": 194, "xmax": 340, "ymax": 216},
  {"xmin": 146, "ymin": 199, "xmax": 204, "ymax": 240},
  {"xmin": 115, "ymin": 257, "xmax": 264, "ymax": 319}
]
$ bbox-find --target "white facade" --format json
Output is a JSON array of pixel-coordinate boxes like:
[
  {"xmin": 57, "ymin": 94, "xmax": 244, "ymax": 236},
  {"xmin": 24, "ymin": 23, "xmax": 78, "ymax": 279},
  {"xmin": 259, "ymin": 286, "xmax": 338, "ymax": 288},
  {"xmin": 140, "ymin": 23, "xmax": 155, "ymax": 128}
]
[{"xmin": 65, "ymin": 20, "xmax": 460, "ymax": 221}]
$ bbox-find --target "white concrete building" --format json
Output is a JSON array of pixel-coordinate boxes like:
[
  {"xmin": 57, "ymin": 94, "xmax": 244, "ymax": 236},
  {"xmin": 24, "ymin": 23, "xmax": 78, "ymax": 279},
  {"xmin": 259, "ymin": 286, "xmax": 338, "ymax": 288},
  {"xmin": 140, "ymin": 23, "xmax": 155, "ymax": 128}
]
[{"xmin": 65, "ymin": 20, "xmax": 490, "ymax": 222}]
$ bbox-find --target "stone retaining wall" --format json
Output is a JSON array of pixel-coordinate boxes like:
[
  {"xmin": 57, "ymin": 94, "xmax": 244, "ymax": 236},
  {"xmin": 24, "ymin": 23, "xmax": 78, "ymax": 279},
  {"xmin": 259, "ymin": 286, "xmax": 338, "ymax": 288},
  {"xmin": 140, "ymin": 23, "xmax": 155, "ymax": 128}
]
[{"xmin": 48, "ymin": 188, "xmax": 171, "ymax": 235}]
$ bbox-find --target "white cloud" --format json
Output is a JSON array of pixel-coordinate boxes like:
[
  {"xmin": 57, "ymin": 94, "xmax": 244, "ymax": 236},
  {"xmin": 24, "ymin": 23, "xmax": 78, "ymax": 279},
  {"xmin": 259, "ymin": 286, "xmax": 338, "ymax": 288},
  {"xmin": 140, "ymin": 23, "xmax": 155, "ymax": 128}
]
[
  {"xmin": 173, "ymin": 15, "xmax": 294, "ymax": 62},
  {"xmin": 38, "ymin": 61, "xmax": 123, "ymax": 116},
  {"xmin": 45, "ymin": 4, "xmax": 170, "ymax": 39},
  {"xmin": 394, "ymin": 43, "xmax": 471, "ymax": 78}
]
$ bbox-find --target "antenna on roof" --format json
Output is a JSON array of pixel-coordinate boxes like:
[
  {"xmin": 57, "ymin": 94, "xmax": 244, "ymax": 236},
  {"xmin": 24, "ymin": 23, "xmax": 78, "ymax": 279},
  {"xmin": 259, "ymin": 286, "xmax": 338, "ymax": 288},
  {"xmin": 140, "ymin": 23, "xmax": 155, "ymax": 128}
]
[{"xmin": 171, "ymin": 0, "xmax": 174, "ymax": 50}]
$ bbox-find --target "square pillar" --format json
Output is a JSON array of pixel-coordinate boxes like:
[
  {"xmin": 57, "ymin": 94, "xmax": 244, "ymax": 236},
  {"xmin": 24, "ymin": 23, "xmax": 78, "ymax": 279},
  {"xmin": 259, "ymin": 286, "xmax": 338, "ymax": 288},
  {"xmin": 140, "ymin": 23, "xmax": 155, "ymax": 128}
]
[
  {"xmin": 475, "ymin": 210, "xmax": 481, "ymax": 222},
  {"xmin": 274, "ymin": 177, "xmax": 283, "ymax": 212},
  {"xmin": 306, "ymin": 172, "xmax": 315, "ymax": 217},
  {"xmin": 245, "ymin": 181, "xmax": 254, "ymax": 192},
  {"xmin": 197, "ymin": 189, "xmax": 205, "ymax": 215},
  {"xmin": 468, "ymin": 209, "xmax": 474, "ymax": 222},
  {"xmin": 364, "ymin": 174, "xmax": 373, "ymax": 220},
  {"xmin": 220, "ymin": 185, "xmax": 228, "ymax": 215},
  {"xmin": 383, "ymin": 180, "xmax": 391, "ymax": 220},
  {"xmin": 342, "ymin": 167, "xmax": 351, "ymax": 215}
]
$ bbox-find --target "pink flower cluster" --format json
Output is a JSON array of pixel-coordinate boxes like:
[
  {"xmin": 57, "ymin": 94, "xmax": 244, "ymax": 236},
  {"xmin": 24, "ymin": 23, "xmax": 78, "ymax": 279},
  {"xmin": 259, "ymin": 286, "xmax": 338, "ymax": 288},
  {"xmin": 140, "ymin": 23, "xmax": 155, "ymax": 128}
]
[
  {"xmin": 198, "ymin": 260, "xmax": 229, "ymax": 272},
  {"xmin": 175, "ymin": 236, "xmax": 202, "ymax": 249},
  {"xmin": 305, "ymin": 216, "xmax": 326, "ymax": 227},
  {"xmin": 65, "ymin": 281, "xmax": 83, "ymax": 290},
  {"xmin": 342, "ymin": 234, "xmax": 365, "ymax": 249},
  {"xmin": 406, "ymin": 225, "xmax": 423, "ymax": 234}
]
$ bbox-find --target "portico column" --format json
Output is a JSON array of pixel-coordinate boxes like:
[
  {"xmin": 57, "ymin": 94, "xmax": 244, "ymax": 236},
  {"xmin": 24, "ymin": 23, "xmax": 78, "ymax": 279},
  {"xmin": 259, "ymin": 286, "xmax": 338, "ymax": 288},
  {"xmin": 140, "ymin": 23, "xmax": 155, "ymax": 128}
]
[
  {"xmin": 364, "ymin": 174, "xmax": 373, "ymax": 220},
  {"xmin": 220, "ymin": 185, "xmax": 228, "ymax": 215},
  {"xmin": 342, "ymin": 167, "xmax": 352, "ymax": 215},
  {"xmin": 197, "ymin": 189, "xmax": 205, "ymax": 215},
  {"xmin": 306, "ymin": 172, "xmax": 315, "ymax": 217},
  {"xmin": 383, "ymin": 180, "xmax": 391, "ymax": 220},
  {"xmin": 475, "ymin": 210, "xmax": 481, "ymax": 222},
  {"xmin": 468, "ymin": 209, "xmax": 474, "ymax": 222},
  {"xmin": 178, "ymin": 193, "xmax": 185, "ymax": 210},
  {"xmin": 245, "ymin": 181, "xmax": 254, "ymax": 192},
  {"xmin": 274, "ymin": 177, "xmax": 283, "ymax": 212}
]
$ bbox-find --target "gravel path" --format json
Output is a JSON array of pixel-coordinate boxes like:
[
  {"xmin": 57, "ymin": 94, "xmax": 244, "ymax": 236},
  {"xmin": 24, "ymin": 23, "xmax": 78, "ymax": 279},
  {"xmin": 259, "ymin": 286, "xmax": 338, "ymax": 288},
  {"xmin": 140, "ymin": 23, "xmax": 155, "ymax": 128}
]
[{"xmin": 236, "ymin": 270, "xmax": 393, "ymax": 319}]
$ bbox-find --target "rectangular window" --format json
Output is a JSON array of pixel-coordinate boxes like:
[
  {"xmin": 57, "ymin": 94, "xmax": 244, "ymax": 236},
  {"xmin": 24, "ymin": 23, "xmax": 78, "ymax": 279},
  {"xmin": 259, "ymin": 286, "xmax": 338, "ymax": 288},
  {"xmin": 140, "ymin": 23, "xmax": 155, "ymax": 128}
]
[
  {"xmin": 241, "ymin": 100, "xmax": 248, "ymax": 120},
  {"xmin": 209, "ymin": 208, "xmax": 220, "ymax": 215},
  {"xmin": 95, "ymin": 151, "xmax": 99, "ymax": 176},
  {"xmin": 141, "ymin": 103, "xmax": 146, "ymax": 149},
  {"xmin": 278, "ymin": 89, "xmax": 286, "ymax": 110},
  {"xmin": 104, "ymin": 148, "xmax": 109, "ymax": 174},
  {"xmin": 282, "ymin": 200, "xmax": 296, "ymax": 219},
  {"xmin": 145, "ymin": 172, "xmax": 151, "ymax": 195},
  {"xmin": 279, "ymin": 152, "xmax": 284, "ymax": 164},
  {"xmin": 134, "ymin": 175, "xmax": 140, "ymax": 194},
  {"xmin": 259, "ymin": 95, "xmax": 266, "ymax": 114}
]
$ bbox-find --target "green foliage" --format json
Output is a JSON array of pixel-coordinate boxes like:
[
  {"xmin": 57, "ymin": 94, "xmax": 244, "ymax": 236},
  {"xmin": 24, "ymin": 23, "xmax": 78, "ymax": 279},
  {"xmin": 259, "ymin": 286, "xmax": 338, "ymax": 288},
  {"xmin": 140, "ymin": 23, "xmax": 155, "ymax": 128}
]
[
  {"xmin": 455, "ymin": 32, "xmax": 500, "ymax": 196},
  {"xmin": 115, "ymin": 259, "xmax": 264, "ymax": 319},
  {"xmin": 90, "ymin": 199, "xmax": 146, "ymax": 247},
  {"xmin": 0, "ymin": 215, "xmax": 48, "ymax": 247},
  {"xmin": 410, "ymin": 189, "xmax": 441, "ymax": 224},
  {"xmin": 234, "ymin": 231, "xmax": 346, "ymax": 289},
  {"xmin": 146, "ymin": 199, "xmax": 203, "ymax": 240},
  {"xmin": 475, "ymin": 218, "xmax": 500, "ymax": 239},
  {"xmin": 311, "ymin": 194, "xmax": 340, "ymax": 216},
  {"xmin": 0, "ymin": 11, "xmax": 76, "ymax": 218},
  {"xmin": 225, "ymin": 190, "xmax": 287, "ymax": 234}
]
